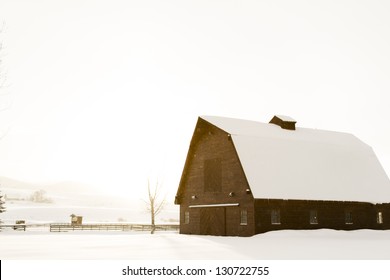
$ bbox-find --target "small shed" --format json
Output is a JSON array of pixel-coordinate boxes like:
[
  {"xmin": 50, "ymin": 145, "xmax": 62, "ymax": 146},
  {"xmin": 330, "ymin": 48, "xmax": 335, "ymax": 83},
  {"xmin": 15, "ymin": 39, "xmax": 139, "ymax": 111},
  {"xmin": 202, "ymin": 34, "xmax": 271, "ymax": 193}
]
[
  {"xmin": 13, "ymin": 220, "xmax": 26, "ymax": 231},
  {"xmin": 70, "ymin": 214, "xmax": 83, "ymax": 225}
]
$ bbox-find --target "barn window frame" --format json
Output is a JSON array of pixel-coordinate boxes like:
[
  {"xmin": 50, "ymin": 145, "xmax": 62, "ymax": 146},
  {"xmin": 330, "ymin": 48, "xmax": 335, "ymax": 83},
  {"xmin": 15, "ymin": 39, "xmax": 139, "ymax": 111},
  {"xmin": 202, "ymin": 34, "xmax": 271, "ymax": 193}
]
[
  {"xmin": 184, "ymin": 211, "xmax": 190, "ymax": 224},
  {"xmin": 377, "ymin": 212, "xmax": 383, "ymax": 224},
  {"xmin": 345, "ymin": 211, "xmax": 353, "ymax": 225},
  {"xmin": 310, "ymin": 210, "xmax": 318, "ymax": 225},
  {"xmin": 240, "ymin": 209, "xmax": 248, "ymax": 225},
  {"xmin": 271, "ymin": 209, "xmax": 281, "ymax": 225}
]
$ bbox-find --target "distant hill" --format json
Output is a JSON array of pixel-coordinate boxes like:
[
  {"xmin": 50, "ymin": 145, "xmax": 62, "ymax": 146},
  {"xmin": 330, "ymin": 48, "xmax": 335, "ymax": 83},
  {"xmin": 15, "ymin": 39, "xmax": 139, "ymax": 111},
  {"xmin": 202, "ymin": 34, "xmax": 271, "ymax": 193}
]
[
  {"xmin": 0, "ymin": 176, "xmax": 93, "ymax": 194},
  {"xmin": 0, "ymin": 176, "xmax": 179, "ymax": 224},
  {"xmin": 0, "ymin": 176, "xmax": 126, "ymax": 207},
  {"xmin": 0, "ymin": 176, "xmax": 38, "ymax": 191}
]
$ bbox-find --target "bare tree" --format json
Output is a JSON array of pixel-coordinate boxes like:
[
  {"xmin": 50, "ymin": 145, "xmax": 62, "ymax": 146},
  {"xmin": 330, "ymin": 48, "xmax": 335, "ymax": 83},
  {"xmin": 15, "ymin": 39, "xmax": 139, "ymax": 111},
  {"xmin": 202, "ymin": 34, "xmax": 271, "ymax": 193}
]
[
  {"xmin": 145, "ymin": 179, "xmax": 165, "ymax": 234},
  {"xmin": 0, "ymin": 171, "xmax": 6, "ymax": 229},
  {"xmin": 29, "ymin": 189, "xmax": 53, "ymax": 203},
  {"xmin": 0, "ymin": 191, "xmax": 5, "ymax": 211},
  {"xmin": 0, "ymin": 189, "xmax": 5, "ymax": 229}
]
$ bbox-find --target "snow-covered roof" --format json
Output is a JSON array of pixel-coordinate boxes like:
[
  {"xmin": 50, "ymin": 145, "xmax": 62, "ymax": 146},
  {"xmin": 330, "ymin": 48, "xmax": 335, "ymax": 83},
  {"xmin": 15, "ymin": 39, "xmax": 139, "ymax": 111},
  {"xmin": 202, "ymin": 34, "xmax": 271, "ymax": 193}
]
[{"xmin": 201, "ymin": 116, "xmax": 390, "ymax": 203}]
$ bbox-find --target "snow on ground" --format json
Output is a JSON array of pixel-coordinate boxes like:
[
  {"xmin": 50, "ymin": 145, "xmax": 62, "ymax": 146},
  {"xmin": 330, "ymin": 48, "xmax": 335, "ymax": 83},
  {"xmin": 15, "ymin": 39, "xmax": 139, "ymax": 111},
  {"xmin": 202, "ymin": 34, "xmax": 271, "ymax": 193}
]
[
  {"xmin": 1, "ymin": 180, "xmax": 390, "ymax": 260},
  {"xmin": 1, "ymin": 229, "xmax": 390, "ymax": 260}
]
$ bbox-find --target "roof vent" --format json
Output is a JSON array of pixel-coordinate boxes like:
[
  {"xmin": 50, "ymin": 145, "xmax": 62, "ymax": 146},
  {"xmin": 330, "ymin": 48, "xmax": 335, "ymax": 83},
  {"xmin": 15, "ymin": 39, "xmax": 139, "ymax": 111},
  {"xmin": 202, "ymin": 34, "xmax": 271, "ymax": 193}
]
[{"xmin": 269, "ymin": 115, "xmax": 296, "ymax": 130}]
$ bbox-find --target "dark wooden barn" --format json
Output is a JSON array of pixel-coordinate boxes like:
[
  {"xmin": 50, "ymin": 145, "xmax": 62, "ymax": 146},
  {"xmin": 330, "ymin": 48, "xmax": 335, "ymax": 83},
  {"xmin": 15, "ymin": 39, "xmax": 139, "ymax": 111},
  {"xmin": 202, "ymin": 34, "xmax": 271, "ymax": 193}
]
[{"xmin": 175, "ymin": 116, "xmax": 390, "ymax": 236}]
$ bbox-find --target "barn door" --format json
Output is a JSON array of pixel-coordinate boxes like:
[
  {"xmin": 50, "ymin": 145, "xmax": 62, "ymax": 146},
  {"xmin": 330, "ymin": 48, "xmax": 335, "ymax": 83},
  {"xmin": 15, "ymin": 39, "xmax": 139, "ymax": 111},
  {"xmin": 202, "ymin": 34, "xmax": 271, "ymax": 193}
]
[{"xmin": 200, "ymin": 207, "xmax": 226, "ymax": 236}]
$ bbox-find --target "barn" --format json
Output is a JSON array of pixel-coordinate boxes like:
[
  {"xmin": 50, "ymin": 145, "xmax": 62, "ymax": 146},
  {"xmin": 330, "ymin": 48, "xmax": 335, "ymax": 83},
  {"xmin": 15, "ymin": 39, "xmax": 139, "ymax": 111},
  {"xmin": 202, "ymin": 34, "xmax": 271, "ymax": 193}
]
[{"xmin": 174, "ymin": 115, "xmax": 390, "ymax": 236}]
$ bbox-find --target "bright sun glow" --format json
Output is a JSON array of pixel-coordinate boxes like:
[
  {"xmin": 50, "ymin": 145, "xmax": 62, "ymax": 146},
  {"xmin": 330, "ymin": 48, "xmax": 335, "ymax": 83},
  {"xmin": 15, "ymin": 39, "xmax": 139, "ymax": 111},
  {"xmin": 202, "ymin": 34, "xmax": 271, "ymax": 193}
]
[{"xmin": 0, "ymin": 0, "xmax": 390, "ymax": 202}]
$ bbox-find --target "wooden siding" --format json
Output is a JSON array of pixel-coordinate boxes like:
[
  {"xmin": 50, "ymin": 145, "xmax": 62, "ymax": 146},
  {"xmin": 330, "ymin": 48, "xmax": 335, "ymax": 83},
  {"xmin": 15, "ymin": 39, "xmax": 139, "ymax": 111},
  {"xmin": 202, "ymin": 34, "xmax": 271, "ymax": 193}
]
[
  {"xmin": 200, "ymin": 207, "xmax": 226, "ymax": 235},
  {"xmin": 255, "ymin": 199, "xmax": 390, "ymax": 234},
  {"xmin": 177, "ymin": 118, "xmax": 255, "ymax": 236}
]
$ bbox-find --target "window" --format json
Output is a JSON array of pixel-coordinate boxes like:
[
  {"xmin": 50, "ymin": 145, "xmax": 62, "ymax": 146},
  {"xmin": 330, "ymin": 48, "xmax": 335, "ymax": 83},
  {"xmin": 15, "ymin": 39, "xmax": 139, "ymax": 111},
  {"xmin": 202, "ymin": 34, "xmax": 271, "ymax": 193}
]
[
  {"xmin": 184, "ymin": 211, "xmax": 190, "ymax": 224},
  {"xmin": 204, "ymin": 158, "xmax": 222, "ymax": 192},
  {"xmin": 271, "ymin": 209, "xmax": 281, "ymax": 225},
  {"xmin": 377, "ymin": 212, "xmax": 383, "ymax": 224},
  {"xmin": 345, "ymin": 211, "xmax": 353, "ymax": 224},
  {"xmin": 240, "ymin": 210, "xmax": 248, "ymax": 225},
  {"xmin": 310, "ymin": 210, "xmax": 318, "ymax": 225}
]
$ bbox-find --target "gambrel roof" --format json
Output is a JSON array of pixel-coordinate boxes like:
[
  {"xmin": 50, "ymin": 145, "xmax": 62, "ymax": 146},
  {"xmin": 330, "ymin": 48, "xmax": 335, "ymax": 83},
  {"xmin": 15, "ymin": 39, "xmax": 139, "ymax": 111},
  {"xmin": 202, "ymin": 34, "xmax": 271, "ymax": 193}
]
[{"xmin": 201, "ymin": 116, "xmax": 390, "ymax": 203}]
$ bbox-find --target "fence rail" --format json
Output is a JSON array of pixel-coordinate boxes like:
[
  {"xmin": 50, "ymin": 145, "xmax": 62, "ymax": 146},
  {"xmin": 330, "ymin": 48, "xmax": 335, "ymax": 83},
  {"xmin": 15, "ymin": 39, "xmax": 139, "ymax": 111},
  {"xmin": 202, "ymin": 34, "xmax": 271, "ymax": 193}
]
[
  {"xmin": 0, "ymin": 224, "xmax": 28, "ymax": 231},
  {"xmin": 1, "ymin": 223, "xmax": 179, "ymax": 232},
  {"xmin": 49, "ymin": 223, "xmax": 179, "ymax": 232}
]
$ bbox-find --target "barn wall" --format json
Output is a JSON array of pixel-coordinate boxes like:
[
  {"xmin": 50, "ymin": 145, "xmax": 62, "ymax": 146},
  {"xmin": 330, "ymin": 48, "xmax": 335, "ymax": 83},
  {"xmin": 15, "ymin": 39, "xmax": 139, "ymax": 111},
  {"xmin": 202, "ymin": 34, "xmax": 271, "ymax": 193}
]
[
  {"xmin": 255, "ymin": 199, "xmax": 390, "ymax": 234},
  {"xmin": 177, "ymin": 118, "xmax": 255, "ymax": 236},
  {"xmin": 176, "ymin": 117, "xmax": 390, "ymax": 236}
]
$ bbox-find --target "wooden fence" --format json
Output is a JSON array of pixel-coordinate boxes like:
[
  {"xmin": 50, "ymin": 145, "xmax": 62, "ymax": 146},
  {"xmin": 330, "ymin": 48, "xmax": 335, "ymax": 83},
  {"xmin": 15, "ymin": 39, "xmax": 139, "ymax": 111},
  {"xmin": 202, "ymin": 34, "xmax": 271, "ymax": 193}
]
[
  {"xmin": 1, "ymin": 223, "xmax": 179, "ymax": 232},
  {"xmin": 50, "ymin": 223, "xmax": 180, "ymax": 232},
  {"xmin": 0, "ymin": 224, "xmax": 28, "ymax": 231}
]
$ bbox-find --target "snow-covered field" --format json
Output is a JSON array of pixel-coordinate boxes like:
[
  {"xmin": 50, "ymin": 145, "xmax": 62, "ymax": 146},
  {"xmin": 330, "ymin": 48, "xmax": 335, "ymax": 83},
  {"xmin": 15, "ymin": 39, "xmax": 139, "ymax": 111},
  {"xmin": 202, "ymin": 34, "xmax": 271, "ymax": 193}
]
[
  {"xmin": 1, "ymin": 229, "xmax": 390, "ymax": 260},
  {"xmin": 1, "ymin": 178, "xmax": 390, "ymax": 260},
  {"xmin": 1, "ymin": 181, "xmax": 390, "ymax": 280}
]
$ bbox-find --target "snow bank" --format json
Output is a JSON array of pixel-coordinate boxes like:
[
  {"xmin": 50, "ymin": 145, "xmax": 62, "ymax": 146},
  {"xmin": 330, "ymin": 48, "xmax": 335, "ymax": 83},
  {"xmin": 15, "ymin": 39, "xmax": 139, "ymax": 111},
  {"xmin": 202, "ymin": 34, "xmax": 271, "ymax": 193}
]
[{"xmin": 1, "ymin": 229, "xmax": 390, "ymax": 260}]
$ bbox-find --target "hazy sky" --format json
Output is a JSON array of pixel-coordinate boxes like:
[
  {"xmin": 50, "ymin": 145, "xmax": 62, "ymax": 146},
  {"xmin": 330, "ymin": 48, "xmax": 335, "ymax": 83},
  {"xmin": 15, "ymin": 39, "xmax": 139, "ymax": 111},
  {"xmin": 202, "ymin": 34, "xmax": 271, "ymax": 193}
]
[{"xmin": 0, "ymin": 0, "xmax": 390, "ymax": 201}]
